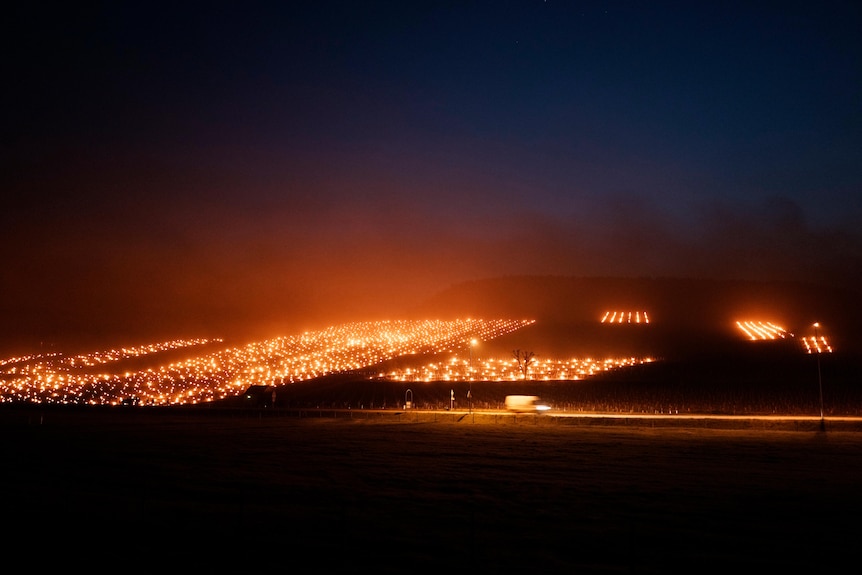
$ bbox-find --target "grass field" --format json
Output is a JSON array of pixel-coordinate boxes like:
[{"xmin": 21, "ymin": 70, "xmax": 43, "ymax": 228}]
[{"xmin": 3, "ymin": 405, "xmax": 861, "ymax": 573}]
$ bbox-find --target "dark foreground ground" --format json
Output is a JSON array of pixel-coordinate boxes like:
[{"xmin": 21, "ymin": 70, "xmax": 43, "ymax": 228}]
[{"xmin": 2, "ymin": 406, "xmax": 861, "ymax": 574}]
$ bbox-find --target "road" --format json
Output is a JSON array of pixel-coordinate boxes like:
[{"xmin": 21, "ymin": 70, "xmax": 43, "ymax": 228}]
[{"xmin": 248, "ymin": 405, "xmax": 862, "ymax": 431}]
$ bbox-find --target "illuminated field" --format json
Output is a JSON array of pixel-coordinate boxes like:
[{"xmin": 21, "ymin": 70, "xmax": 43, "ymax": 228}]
[
  {"xmin": 0, "ymin": 319, "xmax": 535, "ymax": 406},
  {"xmin": 801, "ymin": 335, "xmax": 833, "ymax": 354},
  {"xmin": 735, "ymin": 321, "xmax": 789, "ymax": 340},
  {"xmin": 735, "ymin": 321, "xmax": 835, "ymax": 353},
  {"xmin": 600, "ymin": 311, "xmax": 650, "ymax": 324},
  {"xmin": 384, "ymin": 356, "xmax": 653, "ymax": 382}
]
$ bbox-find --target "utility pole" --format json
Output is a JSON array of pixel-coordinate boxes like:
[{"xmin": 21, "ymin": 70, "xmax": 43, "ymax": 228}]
[{"xmin": 814, "ymin": 323, "xmax": 825, "ymax": 431}]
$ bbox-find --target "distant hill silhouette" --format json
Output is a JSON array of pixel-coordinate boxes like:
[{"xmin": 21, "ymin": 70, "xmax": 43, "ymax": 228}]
[{"xmin": 410, "ymin": 276, "xmax": 862, "ymax": 359}]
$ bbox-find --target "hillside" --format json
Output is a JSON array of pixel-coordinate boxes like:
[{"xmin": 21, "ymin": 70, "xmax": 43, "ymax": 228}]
[
  {"xmin": 410, "ymin": 276, "xmax": 862, "ymax": 358},
  {"xmin": 248, "ymin": 276, "xmax": 862, "ymax": 417}
]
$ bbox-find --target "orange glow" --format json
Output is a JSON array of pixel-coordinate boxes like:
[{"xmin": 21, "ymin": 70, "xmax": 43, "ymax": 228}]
[
  {"xmin": 0, "ymin": 319, "xmax": 534, "ymax": 405},
  {"xmin": 601, "ymin": 311, "xmax": 650, "ymax": 324},
  {"xmin": 384, "ymin": 355, "xmax": 654, "ymax": 382},
  {"xmin": 801, "ymin": 335, "xmax": 833, "ymax": 354},
  {"xmin": 735, "ymin": 321, "xmax": 788, "ymax": 340}
]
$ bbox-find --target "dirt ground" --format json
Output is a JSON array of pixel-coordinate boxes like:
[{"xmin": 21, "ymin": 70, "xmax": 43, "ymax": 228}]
[{"xmin": 3, "ymin": 407, "xmax": 861, "ymax": 574}]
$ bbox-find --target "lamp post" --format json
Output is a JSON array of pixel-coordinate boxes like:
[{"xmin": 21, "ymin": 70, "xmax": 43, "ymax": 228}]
[
  {"xmin": 468, "ymin": 338, "xmax": 477, "ymax": 414},
  {"xmin": 814, "ymin": 322, "xmax": 825, "ymax": 431}
]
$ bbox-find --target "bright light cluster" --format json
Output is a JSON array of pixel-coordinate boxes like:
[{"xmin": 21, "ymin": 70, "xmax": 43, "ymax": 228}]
[
  {"xmin": 735, "ymin": 321, "xmax": 789, "ymax": 340},
  {"xmin": 801, "ymin": 336, "xmax": 833, "ymax": 354},
  {"xmin": 385, "ymin": 356, "xmax": 653, "ymax": 382},
  {"xmin": 0, "ymin": 319, "xmax": 533, "ymax": 406},
  {"xmin": 0, "ymin": 338, "xmax": 218, "ymax": 405},
  {"xmin": 600, "ymin": 311, "xmax": 650, "ymax": 324}
]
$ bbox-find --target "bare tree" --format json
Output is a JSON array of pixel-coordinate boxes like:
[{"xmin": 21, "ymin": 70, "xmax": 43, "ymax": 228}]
[{"xmin": 512, "ymin": 349, "xmax": 535, "ymax": 380}]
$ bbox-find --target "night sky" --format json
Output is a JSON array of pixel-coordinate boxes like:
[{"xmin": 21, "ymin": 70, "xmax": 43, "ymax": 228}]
[{"xmin": 4, "ymin": 1, "xmax": 861, "ymax": 351}]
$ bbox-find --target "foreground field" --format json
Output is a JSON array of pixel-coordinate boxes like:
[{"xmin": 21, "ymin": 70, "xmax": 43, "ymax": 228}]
[{"xmin": 3, "ymin": 407, "xmax": 861, "ymax": 573}]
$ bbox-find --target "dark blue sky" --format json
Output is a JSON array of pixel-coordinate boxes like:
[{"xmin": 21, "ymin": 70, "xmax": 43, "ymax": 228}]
[{"xmin": 3, "ymin": 1, "xmax": 861, "ymax": 348}]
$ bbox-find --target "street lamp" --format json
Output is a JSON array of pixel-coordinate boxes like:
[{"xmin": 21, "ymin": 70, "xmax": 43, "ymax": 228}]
[
  {"xmin": 814, "ymin": 322, "xmax": 825, "ymax": 431},
  {"xmin": 468, "ymin": 338, "xmax": 477, "ymax": 413}
]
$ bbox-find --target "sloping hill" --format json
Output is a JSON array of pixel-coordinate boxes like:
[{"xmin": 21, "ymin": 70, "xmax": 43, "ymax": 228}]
[{"xmin": 411, "ymin": 276, "xmax": 862, "ymax": 358}]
